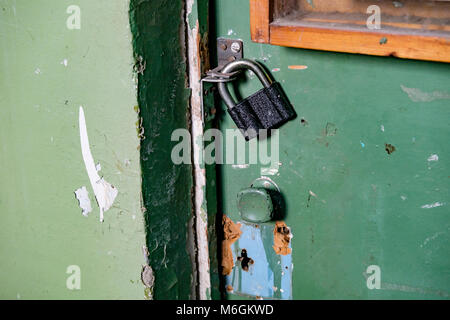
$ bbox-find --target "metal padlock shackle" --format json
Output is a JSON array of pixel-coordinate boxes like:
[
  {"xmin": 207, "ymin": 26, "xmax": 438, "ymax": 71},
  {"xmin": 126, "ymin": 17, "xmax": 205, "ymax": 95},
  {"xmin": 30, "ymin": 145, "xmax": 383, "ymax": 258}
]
[{"xmin": 218, "ymin": 59, "xmax": 273, "ymax": 109}]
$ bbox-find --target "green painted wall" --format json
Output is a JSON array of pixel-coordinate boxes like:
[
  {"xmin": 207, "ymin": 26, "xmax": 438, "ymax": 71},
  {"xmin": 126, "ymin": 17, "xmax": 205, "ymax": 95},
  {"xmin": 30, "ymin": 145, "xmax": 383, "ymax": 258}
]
[
  {"xmin": 0, "ymin": 0, "xmax": 147, "ymax": 299},
  {"xmin": 214, "ymin": 0, "xmax": 450, "ymax": 299}
]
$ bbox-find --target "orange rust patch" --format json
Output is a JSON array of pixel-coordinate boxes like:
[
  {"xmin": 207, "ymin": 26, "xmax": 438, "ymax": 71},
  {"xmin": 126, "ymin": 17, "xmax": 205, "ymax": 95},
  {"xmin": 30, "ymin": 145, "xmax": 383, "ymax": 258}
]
[
  {"xmin": 221, "ymin": 215, "xmax": 242, "ymax": 275},
  {"xmin": 288, "ymin": 65, "xmax": 308, "ymax": 70},
  {"xmin": 226, "ymin": 285, "xmax": 234, "ymax": 292},
  {"xmin": 273, "ymin": 221, "xmax": 292, "ymax": 255}
]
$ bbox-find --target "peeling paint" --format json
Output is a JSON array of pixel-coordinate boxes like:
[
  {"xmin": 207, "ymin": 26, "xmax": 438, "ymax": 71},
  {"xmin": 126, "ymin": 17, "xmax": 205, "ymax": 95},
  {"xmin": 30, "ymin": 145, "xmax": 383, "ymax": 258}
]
[
  {"xmin": 288, "ymin": 65, "xmax": 308, "ymax": 70},
  {"xmin": 74, "ymin": 186, "xmax": 92, "ymax": 217},
  {"xmin": 232, "ymin": 164, "xmax": 250, "ymax": 169},
  {"xmin": 421, "ymin": 202, "xmax": 444, "ymax": 209},
  {"xmin": 427, "ymin": 154, "xmax": 439, "ymax": 162},
  {"xmin": 273, "ymin": 221, "xmax": 292, "ymax": 255},
  {"xmin": 78, "ymin": 106, "xmax": 118, "ymax": 222},
  {"xmin": 186, "ymin": 0, "xmax": 211, "ymax": 299},
  {"xmin": 225, "ymin": 223, "xmax": 292, "ymax": 299},
  {"xmin": 221, "ymin": 215, "xmax": 242, "ymax": 275},
  {"xmin": 385, "ymin": 143, "xmax": 396, "ymax": 154}
]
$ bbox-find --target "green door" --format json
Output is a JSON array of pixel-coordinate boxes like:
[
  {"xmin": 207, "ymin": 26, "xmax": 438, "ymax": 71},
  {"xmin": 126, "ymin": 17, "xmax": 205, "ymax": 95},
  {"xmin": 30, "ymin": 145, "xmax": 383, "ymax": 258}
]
[{"xmin": 213, "ymin": 0, "xmax": 449, "ymax": 300}]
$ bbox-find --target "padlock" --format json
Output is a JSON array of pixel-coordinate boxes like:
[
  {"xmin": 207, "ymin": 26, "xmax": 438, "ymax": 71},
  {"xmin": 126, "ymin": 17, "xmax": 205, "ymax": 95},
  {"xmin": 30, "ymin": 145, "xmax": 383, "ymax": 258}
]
[{"xmin": 218, "ymin": 59, "xmax": 296, "ymax": 140}]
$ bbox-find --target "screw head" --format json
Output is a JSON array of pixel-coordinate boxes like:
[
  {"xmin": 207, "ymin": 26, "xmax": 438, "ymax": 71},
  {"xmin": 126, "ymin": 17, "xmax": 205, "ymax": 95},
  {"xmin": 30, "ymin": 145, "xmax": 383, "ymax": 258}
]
[{"xmin": 230, "ymin": 42, "xmax": 241, "ymax": 53}]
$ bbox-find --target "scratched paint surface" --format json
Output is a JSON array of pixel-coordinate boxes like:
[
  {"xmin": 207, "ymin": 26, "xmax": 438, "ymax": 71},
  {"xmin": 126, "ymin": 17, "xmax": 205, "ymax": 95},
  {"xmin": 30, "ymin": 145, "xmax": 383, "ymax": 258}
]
[
  {"xmin": 214, "ymin": 0, "xmax": 449, "ymax": 299},
  {"xmin": 0, "ymin": 0, "xmax": 146, "ymax": 298}
]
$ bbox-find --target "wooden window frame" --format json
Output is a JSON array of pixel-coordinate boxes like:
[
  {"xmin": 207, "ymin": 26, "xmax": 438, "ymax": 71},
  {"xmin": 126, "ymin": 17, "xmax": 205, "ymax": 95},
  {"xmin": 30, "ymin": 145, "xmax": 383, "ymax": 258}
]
[{"xmin": 250, "ymin": 0, "xmax": 450, "ymax": 63}]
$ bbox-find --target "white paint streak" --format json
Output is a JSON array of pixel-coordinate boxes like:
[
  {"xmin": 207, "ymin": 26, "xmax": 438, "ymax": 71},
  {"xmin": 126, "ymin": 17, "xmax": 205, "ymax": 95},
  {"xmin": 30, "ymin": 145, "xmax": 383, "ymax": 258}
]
[
  {"xmin": 232, "ymin": 164, "xmax": 250, "ymax": 169},
  {"xmin": 79, "ymin": 106, "xmax": 118, "ymax": 222},
  {"xmin": 186, "ymin": 1, "xmax": 211, "ymax": 300},
  {"xmin": 74, "ymin": 186, "xmax": 92, "ymax": 217},
  {"xmin": 380, "ymin": 125, "xmax": 385, "ymax": 132},
  {"xmin": 427, "ymin": 154, "xmax": 439, "ymax": 162},
  {"xmin": 421, "ymin": 202, "xmax": 444, "ymax": 209},
  {"xmin": 61, "ymin": 59, "xmax": 68, "ymax": 67},
  {"xmin": 401, "ymin": 85, "xmax": 450, "ymax": 102}
]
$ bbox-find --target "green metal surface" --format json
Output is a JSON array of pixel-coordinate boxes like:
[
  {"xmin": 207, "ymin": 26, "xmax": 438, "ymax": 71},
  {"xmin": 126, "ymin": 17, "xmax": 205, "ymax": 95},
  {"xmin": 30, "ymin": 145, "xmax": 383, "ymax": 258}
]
[
  {"xmin": 214, "ymin": 0, "xmax": 450, "ymax": 299},
  {"xmin": 237, "ymin": 187, "xmax": 273, "ymax": 223},
  {"xmin": 129, "ymin": 0, "xmax": 195, "ymax": 299},
  {"xmin": 0, "ymin": 0, "xmax": 146, "ymax": 299}
]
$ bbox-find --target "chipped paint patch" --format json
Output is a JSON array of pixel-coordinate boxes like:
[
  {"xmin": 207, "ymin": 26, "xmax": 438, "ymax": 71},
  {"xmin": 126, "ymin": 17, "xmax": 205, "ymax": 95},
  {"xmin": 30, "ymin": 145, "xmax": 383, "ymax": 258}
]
[
  {"xmin": 78, "ymin": 106, "xmax": 118, "ymax": 222},
  {"xmin": 288, "ymin": 65, "xmax": 308, "ymax": 70},
  {"xmin": 261, "ymin": 166, "xmax": 279, "ymax": 176},
  {"xmin": 141, "ymin": 264, "xmax": 154, "ymax": 300},
  {"xmin": 273, "ymin": 221, "xmax": 292, "ymax": 255},
  {"xmin": 380, "ymin": 125, "xmax": 385, "ymax": 132},
  {"xmin": 421, "ymin": 202, "xmax": 444, "ymax": 209},
  {"xmin": 379, "ymin": 37, "xmax": 388, "ymax": 45},
  {"xmin": 400, "ymin": 85, "xmax": 450, "ymax": 103},
  {"xmin": 272, "ymin": 68, "xmax": 280, "ymax": 72},
  {"xmin": 225, "ymin": 223, "xmax": 292, "ymax": 299},
  {"xmin": 385, "ymin": 143, "xmax": 396, "ymax": 154},
  {"xmin": 427, "ymin": 154, "xmax": 439, "ymax": 162},
  {"xmin": 309, "ymin": 190, "xmax": 317, "ymax": 198},
  {"xmin": 232, "ymin": 164, "xmax": 250, "ymax": 169},
  {"xmin": 221, "ymin": 215, "xmax": 242, "ymax": 275},
  {"xmin": 61, "ymin": 59, "xmax": 68, "ymax": 67},
  {"xmin": 74, "ymin": 186, "xmax": 92, "ymax": 217}
]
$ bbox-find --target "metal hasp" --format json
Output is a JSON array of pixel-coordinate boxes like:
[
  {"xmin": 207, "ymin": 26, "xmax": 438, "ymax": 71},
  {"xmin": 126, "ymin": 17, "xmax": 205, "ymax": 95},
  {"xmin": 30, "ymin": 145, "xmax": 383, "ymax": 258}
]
[
  {"xmin": 200, "ymin": 39, "xmax": 244, "ymax": 125},
  {"xmin": 217, "ymin": 38, "xmax": 244, "ymax": 67},
  {"xmin": 218, "ymin": 59, "xmax": 296, "ymax": 140}
]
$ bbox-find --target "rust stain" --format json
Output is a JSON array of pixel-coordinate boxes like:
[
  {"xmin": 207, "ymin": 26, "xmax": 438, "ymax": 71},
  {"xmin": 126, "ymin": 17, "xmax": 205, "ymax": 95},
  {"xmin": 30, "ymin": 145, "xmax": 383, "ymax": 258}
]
[
  {"xmin": 385, "ymin": 143, "xmax": 396, "ymax": 154},
  {"xmin": 226, "ymin": 285, "xmax": 234, "ymax": 292},
  {"xmin": 288, "ymin": 65, "xmax": 308, "ymax": 70},
  {"xmin": 273, "ymin": 221, "xmax": 292, "ymax": 255},
  {"xmin": 221, "ymin": 215, "xmax": 242, "ymax": 275}
]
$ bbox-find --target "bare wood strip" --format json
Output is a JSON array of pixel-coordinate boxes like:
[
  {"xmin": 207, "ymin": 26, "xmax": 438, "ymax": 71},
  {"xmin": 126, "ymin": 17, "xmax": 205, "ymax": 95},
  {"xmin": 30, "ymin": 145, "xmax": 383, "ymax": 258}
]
[
  {"xmin": 270, "ymin": 24, "xmax": 450, "ymax": 63},
  {"xmin": 250, "ymin": 0, "xmax": 271, "ymax": 43}
]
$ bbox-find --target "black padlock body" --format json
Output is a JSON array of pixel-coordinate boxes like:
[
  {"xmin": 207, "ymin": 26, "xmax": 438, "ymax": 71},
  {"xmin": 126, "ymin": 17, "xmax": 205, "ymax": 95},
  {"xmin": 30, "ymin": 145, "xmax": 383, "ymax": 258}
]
[{"xmin": 227, "ymin": 82, "xmax": 296, "ymax": 140}]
